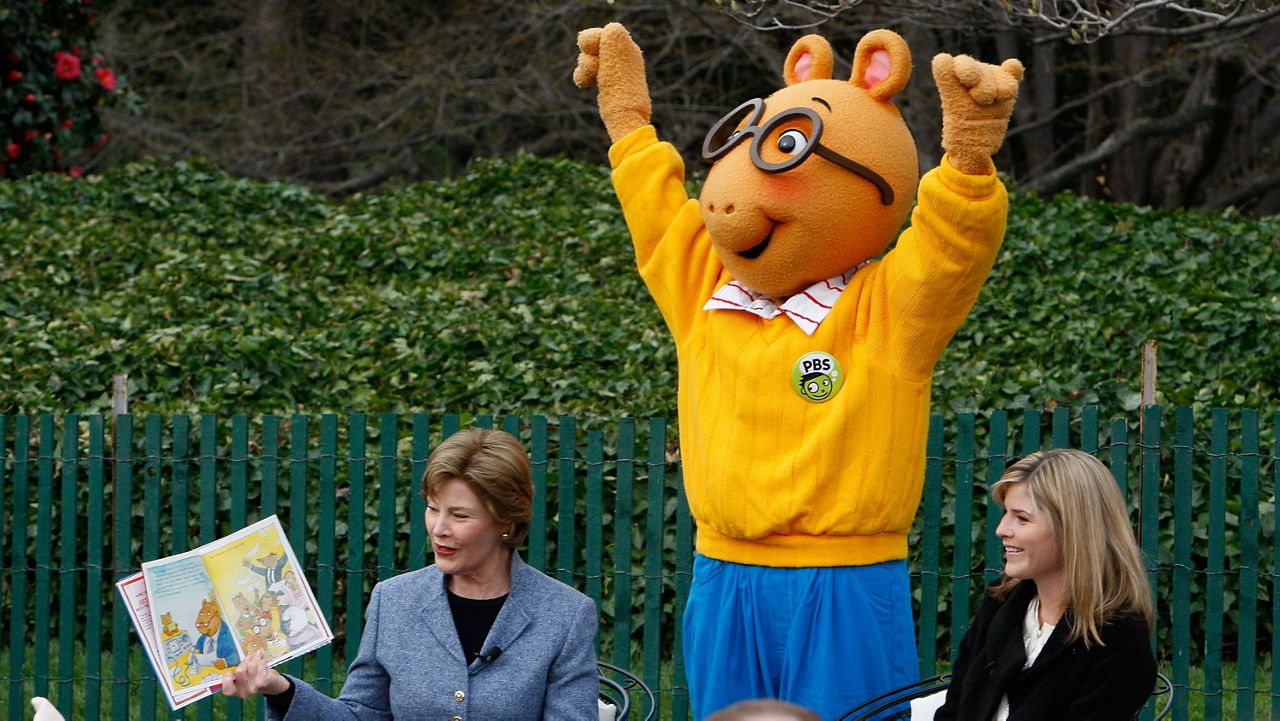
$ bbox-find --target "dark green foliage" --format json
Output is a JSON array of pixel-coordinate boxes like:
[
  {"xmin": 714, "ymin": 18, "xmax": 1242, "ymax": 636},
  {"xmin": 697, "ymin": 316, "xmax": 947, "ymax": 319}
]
[
  {"xmin": 0, "ymin": 0, "xmax": 141, "ymax": 177},
  {"xmin": 0, "ymin": 156, "xmax": 1277, "ymax": 418},
  {"xmin": 0, "ymin": 156, "xmax": 671, "ymax": 416},
  {"xmin": 938, "ymin": 189, "xmax": 1279, "ymax": 415}
]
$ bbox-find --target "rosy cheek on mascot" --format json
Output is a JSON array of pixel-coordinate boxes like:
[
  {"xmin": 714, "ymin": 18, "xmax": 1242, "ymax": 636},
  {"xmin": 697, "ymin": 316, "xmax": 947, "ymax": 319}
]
[{"xmin": 575, "ymin": 23, "xmax": 1022, "ymax": 719}]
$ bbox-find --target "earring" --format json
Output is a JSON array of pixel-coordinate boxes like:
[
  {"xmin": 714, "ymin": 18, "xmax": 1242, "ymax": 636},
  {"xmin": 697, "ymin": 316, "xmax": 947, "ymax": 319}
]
[{"xmin": 502, "ymin": 532, "xmax": 510, "ymax": 539}]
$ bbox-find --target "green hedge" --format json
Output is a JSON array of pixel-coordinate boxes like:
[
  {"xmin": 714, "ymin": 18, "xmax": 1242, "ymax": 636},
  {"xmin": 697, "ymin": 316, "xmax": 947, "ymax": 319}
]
[{"xmin": 1, "ymin": 156, "xmax": 1277, "ymax": 418}]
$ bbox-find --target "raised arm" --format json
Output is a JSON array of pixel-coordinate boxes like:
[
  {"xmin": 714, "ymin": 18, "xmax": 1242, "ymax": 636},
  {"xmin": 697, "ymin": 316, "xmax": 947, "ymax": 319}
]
[
  {"xmin": 867, "ymin": 53, "xmax": 1022, "ymax": 379},
  {"xmin": 573, "ymin": 23, "xmax": 651, "ymax": 144}
]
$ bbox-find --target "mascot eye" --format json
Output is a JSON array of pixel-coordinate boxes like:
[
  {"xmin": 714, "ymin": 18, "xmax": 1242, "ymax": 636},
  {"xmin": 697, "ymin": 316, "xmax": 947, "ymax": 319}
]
[{"xmin": 776, "ymin": 129, "xmax": 808, "ymax": 156}]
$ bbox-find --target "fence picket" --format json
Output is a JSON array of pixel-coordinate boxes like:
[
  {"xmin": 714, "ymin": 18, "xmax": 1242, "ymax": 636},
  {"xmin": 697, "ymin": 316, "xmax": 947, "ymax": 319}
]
[
  {"xmin": 377, "ymin": 414, "xmax": 398, "ymax": 583},
  {"xmin": 1140, "ymin": 405, "xmax": 1161, "ymax": 666},
  {"xmin": 57, "ymin": 414, "xmax": 79, "ymax": 719},
  {"xmin": 410, "ymin": 414, "xmax": 431, "ymax": 571},
  {"xmin": 673, "ymin": 469, "xmax": 693, "ymax": 721},
  {"xmin": 557, "ymin": 416, "xmax": 577, "ymax": 586},
  {"xmin": 1273, "ymin": 412, "xmax": 1280, "ymax": 721},
  {"xmin": 918, "ymin": 416, "xmax": 943, "ymax": 675},
  {"xmin": 1110, "ymin": 417, "xmax": 1130, "ymax": 501},
  {"xmin": 262, "ymin": 415, "xmax": 280, "ymax": 519},
  {"xmin": 585, "ymin": 431, "xmax": 604, "ymax": 628},
  {"xmin": 111, "ymin": 414, "xmax": 132, "ymax": 721},
  {"xmin": 1205, "ymin": 409, "xmax": 1227, "ymax": 721},
  {"xmin": 35, "ymin": 415, "xmax": 55, "ymax": 700},
  {"xmin": 1052, "ymin": 406, "xmax": 1069, "ymax": 448},
  {"xmin": 528, "ymin": 416, "xmax": 548, "ymax": 573},
  {"xmin": 983, "ymin": 412, "xmax": 1008, "ymax": 586},
  {"xmin": 286, "ymin": 416, "xmax": 308, "ymax": 681},
  {"xmin": 612, "ymin": 418, "xmax": 636, "ymax": 671},
  {"xmin": 86, "ymin": 416, "xmax": 106, "ymax": 721},
  {"xmin": 1237, "ymin": 410, "xmax": 1259, "ymax": 721},
  {"xmin": 1172, "ymin": 406, "xmax": 1193, "ymax": 721},
  {"xmin": 1081, "ymin": 406, "xmax": 1099, "ymax": 454},
  {"xmin": 642, "ymin": 418, "xmax": 666, "ymax": 704},
  {"xmin": 140, "ymin": 416, "xmax": 162, "ymax": 721},
  {"xmin": 345, "ymin": 414, "xmax": 367, "ymax": 666},
  {"xmin": 9, "ymin": 416, "xmax": 31, "ymax": 721},
  {"xmin": 316, "ymin": 415, "xmax": 337, "ymax": 693},
  {"xmin": 949, "ymin": 413, "xmax": 976, "ymax": 658}
]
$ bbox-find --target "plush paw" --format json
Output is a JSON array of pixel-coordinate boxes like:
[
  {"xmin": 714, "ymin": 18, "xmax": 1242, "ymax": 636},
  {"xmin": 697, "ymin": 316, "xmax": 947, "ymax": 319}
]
[
  {"xmin": 573, "ymin": 22, "xmax": 651, "ymax": 142},
  {"xmin": 932, "ymin": 53, "xmax": 1024, "ymax": 175}
]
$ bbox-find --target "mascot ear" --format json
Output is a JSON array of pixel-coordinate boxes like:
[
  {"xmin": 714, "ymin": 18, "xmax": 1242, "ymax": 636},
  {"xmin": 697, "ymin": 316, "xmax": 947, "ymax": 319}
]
[
  {"xmin": 851, "ymin": 29, "xmax": 911, "ymax": 102},
  {"xmin": 784, "ymin": 35, "xmax": 834, "ymax": 85}
]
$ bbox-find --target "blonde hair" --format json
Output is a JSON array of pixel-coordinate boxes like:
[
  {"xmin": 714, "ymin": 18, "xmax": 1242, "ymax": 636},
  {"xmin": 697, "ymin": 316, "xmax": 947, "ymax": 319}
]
[
  {"xmin": 420, "ymin": 429, "xmax": 533, "ymax": 549},
  {"xmin": 992, "ymin": 449, "xmax": 1154, "ymax": 647},
  {"xmin": 705, "ymin": 699, "xmax": 821, "ymax": 721}
]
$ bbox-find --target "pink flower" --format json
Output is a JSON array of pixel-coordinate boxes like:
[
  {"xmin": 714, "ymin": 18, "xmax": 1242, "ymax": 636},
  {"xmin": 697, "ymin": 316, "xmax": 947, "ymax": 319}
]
[
  {"xmin": 5, "ymin": 143, "xmax": 20, "ymax": 159},
  {"xmin": 23, "ymin": 93, "xmax": 35, "ymax": 103},
  {"xmin": 23, "ymin": 129, "xmax": 38, "ymax": 142},
  {"xmin": 100, "ymin": 133, "xmax": 110, "ymax": 144},
  {"xmin": 53, "ymin": 51, "xmax": 81, "ymax": 81},
  {"xmin": 61, "ymin": 119, "xmax": 73, "ymax": 129},
  {"xmin": 69, "ymin": 166, "xmax": 84, "ymax": 177},
  {"xmin": 7, "ymin": 70, "xmax": 21, "ymax": 82},
  {"xmin": 95, "ymin": 66, "xmax": 116, "ymax": 91}
]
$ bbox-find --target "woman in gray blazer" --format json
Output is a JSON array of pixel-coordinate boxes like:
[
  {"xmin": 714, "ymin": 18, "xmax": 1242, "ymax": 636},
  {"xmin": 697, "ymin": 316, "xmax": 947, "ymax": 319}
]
[{"xmin": 224, "ymin": 429, "xmax": 600, "ymax": 720}]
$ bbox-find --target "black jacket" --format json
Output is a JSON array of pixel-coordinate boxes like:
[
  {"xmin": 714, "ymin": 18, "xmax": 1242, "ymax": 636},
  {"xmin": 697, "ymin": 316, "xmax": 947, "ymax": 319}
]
[{"xmin": 935, "ymin": 581, "xmax": 1156, "ymax": 721}]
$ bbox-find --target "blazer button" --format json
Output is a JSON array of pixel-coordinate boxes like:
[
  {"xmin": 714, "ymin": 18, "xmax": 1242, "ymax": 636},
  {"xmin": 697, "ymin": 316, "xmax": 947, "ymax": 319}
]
[
  {"xmin": 452, "ymin": 717, "xmax": 463, "ymax": 721},
  {"xmin": 454, "ymin": 690, "xmax": 466, "ymax": 702}
]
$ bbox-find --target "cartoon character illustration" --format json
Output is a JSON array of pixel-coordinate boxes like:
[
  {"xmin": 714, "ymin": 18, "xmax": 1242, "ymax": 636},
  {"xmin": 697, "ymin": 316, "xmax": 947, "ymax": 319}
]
[
  {"xmin": 576, "ymin": 22, "xmax": 1021, "ymax": 717},
  {"xmin": 160, "ymin": 611, "xmax": 182, "ymax": 640},
  {"xmin": 230, "ymin": 592, "xmax": 256, "ymax": 634},
  {"xmin": 192, "ymin": 596, "xmax": 240, "ymax": 671},
  {"xmin": 281, "ymin": 603, "xmax": 326, "ymax": 649},
  {"xmin": 242, "ymin": 547, "xmax": 288, "ymax": 587}
]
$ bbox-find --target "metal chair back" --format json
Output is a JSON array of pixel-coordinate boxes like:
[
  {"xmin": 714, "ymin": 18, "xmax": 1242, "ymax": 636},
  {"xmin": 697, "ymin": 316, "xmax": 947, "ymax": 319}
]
[{"xmin": 598, "ymin": 661, "xmax": 657, "ymax": 721}]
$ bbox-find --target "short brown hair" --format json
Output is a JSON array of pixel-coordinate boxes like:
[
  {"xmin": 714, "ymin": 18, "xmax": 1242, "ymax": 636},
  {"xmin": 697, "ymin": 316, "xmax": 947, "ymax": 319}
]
[
  {"xmin": 705, "ymin": 700, "xmax": 821, "ymax": 721},
  {"xmin": 420, "ymin": 429, "xmax": 533, "ymax": 548}
]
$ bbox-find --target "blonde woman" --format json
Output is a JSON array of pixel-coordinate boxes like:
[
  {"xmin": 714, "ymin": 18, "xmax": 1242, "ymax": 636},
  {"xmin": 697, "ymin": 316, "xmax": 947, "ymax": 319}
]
[{"xmin": 935, "ymin": 449, "xmax": 1156, "ymax": 721}]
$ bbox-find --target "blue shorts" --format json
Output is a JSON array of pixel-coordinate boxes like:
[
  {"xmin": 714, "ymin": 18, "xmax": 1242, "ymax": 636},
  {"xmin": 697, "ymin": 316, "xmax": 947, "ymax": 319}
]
[{"xmin": 682, "ymin": 555, "xmax": 918, "ymax": 720}]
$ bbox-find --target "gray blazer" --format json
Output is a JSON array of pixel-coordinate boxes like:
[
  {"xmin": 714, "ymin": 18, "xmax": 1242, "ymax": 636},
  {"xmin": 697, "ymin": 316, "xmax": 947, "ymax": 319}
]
[{"xmin": 270, "ymin": 552, "xmax": 599, "ymax": 720}]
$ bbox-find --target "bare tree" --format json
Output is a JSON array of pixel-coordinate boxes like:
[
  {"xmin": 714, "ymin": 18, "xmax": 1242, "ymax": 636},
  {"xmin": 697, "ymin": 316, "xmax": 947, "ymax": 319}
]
[{"xmin": 95, "ymin": 0, "xmax": 1279, "ymax": 213}]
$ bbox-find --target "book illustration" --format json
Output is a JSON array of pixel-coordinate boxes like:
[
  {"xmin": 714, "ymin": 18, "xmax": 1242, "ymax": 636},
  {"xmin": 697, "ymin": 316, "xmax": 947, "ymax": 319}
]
[
  {"xmin": 122, "ymin": 515, "xmax": 333, "ymax": 710},
  {"xmin": 143, "ymin": 553, "xmax": 240, "ymax": 688},
  {"xmin": 203, "ymin": 522, "xmax": 330, "ymax": 658},
  {"xmin": 116, "ymin": 573, "xmax": 215, "ymax": 710}
]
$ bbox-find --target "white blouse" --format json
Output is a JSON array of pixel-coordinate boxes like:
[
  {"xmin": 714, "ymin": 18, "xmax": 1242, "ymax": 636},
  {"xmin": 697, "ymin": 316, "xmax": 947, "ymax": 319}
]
[{"xmin": 992, "ymin": 595, "xmax": 1055, "ymax": 721}]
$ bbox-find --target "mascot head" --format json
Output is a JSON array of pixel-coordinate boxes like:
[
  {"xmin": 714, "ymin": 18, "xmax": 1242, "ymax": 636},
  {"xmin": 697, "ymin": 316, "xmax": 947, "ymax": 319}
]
[{"xmin": 698, "ymin": 30, "xmax": 919, "ymax": 298}]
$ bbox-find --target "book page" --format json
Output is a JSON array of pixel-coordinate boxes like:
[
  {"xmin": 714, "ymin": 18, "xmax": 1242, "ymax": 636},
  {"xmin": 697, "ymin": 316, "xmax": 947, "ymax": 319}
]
[
  {"xmin": 142, "ymin": 553, "xmax": 242, "ymax": 693},
  {"xmin": 201, "ymin": 515, "xmax": 333, "ymax": 665},
  {"xmin": 117, "ymin": 572, "xmax": 217, "ymax": 709}
]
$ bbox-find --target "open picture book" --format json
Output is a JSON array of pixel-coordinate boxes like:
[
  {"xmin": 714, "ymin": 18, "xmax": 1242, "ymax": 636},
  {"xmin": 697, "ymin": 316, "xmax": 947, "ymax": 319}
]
[{"xmin": 116, "ymin": 515, "xmax": 333, "ymax": 710}]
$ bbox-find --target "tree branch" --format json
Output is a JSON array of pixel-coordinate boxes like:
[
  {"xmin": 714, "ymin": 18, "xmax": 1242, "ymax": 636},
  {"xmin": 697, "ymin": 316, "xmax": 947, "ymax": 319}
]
[{"xmin": 1025, "ymin": 102, "xmax": 1218, "ymax": 193}]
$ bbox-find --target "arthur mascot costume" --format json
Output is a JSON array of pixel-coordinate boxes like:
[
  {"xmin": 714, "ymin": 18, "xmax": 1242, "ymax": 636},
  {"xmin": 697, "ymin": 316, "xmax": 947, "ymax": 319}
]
[{"xmin": 575, "ymin": 23, "xmax": 1022, "ymax": 718}]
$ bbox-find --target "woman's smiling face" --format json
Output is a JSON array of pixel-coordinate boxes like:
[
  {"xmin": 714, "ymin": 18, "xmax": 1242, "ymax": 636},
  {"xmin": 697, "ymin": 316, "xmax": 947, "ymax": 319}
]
[
  {"xmin": 426, "ymin": 478, "xmax": 509, "ymax": 586},
  {"xmin": 996, "ymin": 482, "xmax": 1064, "ymax": 588}
]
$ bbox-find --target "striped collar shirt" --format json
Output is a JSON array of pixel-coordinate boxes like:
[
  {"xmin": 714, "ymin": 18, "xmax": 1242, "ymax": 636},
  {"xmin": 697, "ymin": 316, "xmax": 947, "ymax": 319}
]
[{"xmin": 703, "ymin": 260, "xmax": 871, "ymax": 336}]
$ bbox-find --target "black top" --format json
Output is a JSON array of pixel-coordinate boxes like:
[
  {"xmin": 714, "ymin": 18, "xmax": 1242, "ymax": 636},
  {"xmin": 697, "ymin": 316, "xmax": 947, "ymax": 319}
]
[
  {"xmin": 447, "ymin": 588, "xmax": 508, "ymax": 664},
  {"xmin": 936, "ymin": 580, "xmax": 1156, "ymax": 721}
]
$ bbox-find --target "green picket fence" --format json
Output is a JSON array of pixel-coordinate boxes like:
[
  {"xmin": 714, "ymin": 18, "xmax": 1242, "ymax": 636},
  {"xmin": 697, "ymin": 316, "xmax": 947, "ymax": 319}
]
[{"xmin": 0, "ymin": 406, "xmax": 1274, "ymax": 720}]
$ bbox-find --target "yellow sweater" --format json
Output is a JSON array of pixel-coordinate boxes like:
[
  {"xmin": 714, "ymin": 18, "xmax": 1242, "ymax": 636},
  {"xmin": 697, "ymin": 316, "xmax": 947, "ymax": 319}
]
[{"xmin": 609, "ymin": 125, "xmax": 1008, "ymax": 567}]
